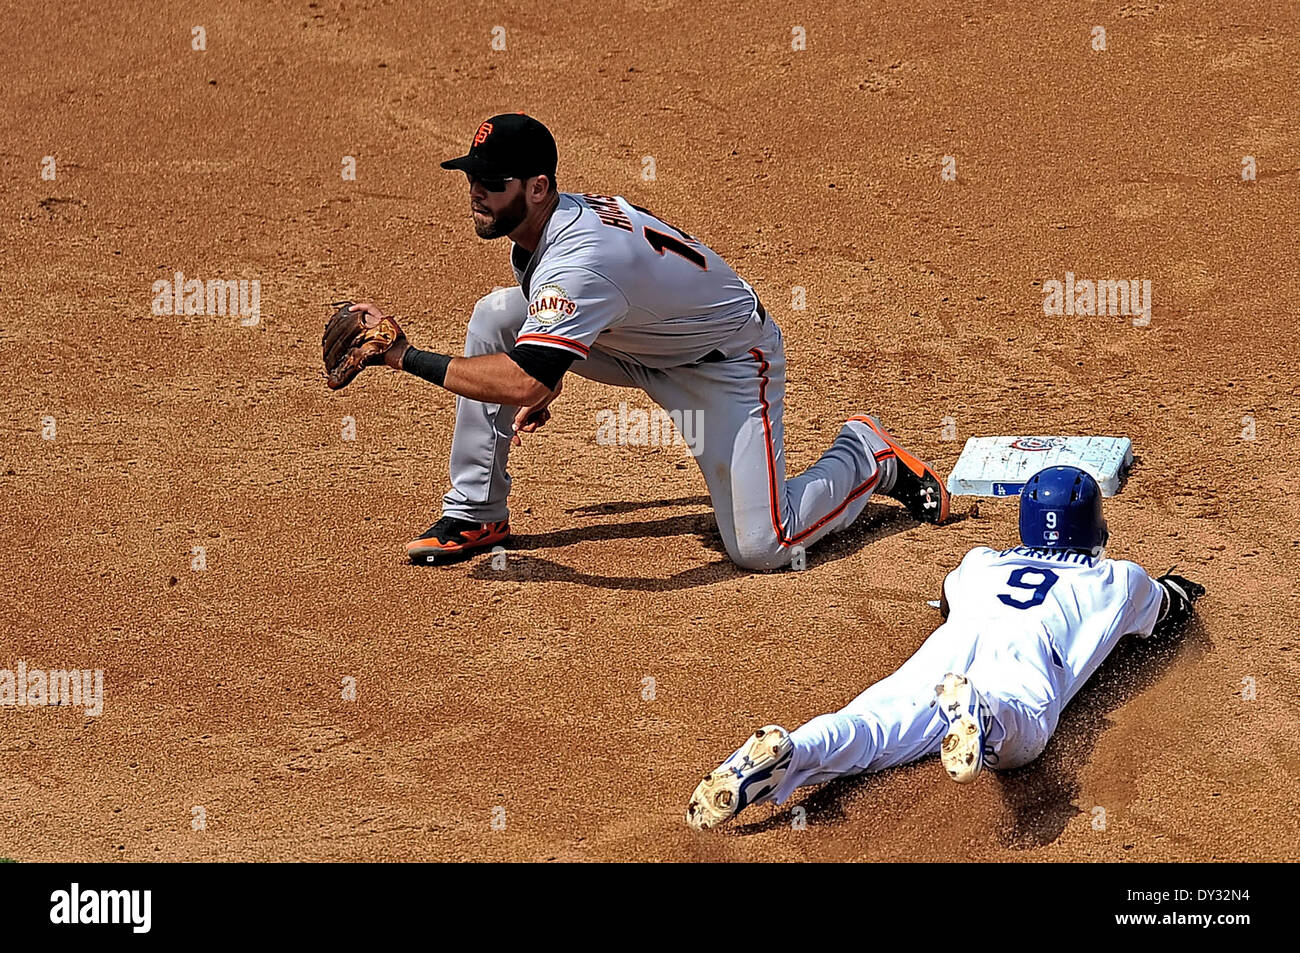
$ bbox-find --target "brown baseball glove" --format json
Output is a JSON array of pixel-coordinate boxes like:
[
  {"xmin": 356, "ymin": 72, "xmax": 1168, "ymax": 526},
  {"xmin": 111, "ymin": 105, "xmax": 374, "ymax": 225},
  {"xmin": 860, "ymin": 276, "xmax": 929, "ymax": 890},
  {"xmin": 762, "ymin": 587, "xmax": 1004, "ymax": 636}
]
[{"xmin": 321, "ymin": 301, "xmax": 406, "ymax": 390}]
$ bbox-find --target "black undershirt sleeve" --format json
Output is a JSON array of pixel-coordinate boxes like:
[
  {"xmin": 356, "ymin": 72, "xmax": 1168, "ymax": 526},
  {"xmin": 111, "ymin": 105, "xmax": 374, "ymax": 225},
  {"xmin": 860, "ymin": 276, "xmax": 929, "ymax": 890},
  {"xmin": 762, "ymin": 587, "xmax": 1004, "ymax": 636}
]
[{"xmin": 507, "ymin": 343, "xmax": 575, "ymax": 391}]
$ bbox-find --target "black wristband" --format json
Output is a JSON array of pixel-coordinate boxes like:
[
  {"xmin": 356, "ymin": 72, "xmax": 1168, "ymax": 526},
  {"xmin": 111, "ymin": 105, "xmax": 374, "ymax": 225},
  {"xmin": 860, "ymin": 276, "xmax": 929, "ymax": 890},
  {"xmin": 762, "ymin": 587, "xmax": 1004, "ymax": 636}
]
[{"xmin": 402, "ymin": 347, "xmax": 453, "ymax": 387}]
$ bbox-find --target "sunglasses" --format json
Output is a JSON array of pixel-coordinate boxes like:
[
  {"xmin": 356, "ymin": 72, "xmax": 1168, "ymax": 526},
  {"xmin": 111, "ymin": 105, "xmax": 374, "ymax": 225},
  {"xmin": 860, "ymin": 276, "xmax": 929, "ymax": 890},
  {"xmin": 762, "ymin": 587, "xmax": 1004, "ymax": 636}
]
[{"xmin": 466, "ymin": 173, "xmax": 519, "ymax": 193}]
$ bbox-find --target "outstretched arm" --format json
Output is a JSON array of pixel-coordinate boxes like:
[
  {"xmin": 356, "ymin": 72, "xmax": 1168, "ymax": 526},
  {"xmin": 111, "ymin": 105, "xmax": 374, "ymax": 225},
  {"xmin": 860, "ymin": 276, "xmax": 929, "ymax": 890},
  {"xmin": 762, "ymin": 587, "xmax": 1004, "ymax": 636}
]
[
  {"xmin": 404, "ymin": 347, "xmax": 553, "ymax": 407},
  {"xmin": 349, "ymin": 301, "xmax": 558, "ymax": 407}
]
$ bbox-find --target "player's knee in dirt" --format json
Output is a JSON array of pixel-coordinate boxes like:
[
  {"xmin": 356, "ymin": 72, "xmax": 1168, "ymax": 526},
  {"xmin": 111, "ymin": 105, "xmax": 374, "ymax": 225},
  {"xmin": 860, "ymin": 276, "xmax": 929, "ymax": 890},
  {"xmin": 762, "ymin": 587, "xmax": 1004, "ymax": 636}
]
[
  {"xmin": 726, "ymin": 536, "xmax": 793, "ymax": 572},
  {"xmin": 988, "ymin": 708, "xmax": 1053, "ymax": 771},
  {"xmin": 992, "ymin": 736, "xmax": 1049, "ymax": 771}
]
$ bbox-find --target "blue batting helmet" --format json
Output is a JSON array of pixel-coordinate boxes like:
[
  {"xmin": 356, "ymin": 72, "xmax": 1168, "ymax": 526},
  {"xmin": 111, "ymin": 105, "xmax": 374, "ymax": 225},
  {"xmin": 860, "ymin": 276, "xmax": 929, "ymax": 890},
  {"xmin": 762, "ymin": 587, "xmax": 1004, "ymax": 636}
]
[{"xmin": 1018, "ymin": 466, "xmax": 1109, "ymax": 553}]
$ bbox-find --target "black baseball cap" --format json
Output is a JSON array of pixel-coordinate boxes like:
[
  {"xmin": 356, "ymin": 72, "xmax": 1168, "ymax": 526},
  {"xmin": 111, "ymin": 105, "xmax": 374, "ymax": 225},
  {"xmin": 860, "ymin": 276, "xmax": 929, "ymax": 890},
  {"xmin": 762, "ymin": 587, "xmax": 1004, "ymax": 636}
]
[{"xmin": 440, "ymin": 113, "xmax": 558, "ymax": 180}]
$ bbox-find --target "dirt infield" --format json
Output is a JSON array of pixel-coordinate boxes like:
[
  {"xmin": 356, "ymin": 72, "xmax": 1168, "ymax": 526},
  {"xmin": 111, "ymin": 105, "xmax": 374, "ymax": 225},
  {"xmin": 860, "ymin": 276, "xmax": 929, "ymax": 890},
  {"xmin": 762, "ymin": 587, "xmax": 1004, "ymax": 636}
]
[{"xmin": 2, "ymin": 1, "xmax": 1297, "ymax": 861}]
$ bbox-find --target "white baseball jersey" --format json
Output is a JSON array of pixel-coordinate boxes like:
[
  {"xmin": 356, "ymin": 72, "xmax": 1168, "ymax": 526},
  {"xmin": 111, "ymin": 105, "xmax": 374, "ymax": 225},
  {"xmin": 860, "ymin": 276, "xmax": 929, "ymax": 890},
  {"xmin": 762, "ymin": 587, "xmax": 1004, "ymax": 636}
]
[
  {"xmin": 766, "ymin": 545, "xmax": 1170, "ymax": 801},
  {"xmin": 941, "ymin": 546, "xmax": 1165, "ymax": 707},
  {"xmin": 509, "ymin": 192, "xmax": 763, "ymax": 368}
]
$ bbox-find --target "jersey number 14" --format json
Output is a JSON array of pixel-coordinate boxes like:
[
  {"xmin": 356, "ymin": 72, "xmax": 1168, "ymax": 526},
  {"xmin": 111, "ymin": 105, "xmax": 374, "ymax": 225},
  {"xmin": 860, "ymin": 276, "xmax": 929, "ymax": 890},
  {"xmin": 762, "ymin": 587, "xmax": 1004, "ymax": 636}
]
[{"xmin": 631, "ymin": 204, "xmax": 708, "ymax": 271}]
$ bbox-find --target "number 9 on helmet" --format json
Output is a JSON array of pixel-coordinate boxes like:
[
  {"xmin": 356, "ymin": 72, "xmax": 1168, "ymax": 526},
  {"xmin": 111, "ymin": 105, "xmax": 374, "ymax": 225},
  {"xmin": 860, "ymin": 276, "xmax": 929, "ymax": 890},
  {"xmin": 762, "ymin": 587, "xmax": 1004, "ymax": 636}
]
[{"xmin": 1018, "ymin": 466, "xmax": 1109, "ymax": 556}]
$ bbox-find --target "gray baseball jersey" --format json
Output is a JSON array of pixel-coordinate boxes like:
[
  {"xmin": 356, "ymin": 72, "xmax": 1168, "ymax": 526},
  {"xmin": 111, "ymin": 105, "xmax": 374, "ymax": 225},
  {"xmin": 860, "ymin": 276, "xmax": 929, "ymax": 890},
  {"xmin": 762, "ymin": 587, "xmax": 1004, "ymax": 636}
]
[
  {"xmin": 439, "ymin": 189, "xmax": 915, "ymax": 571},
  {"xmin": 510, "ymin": 193, "xmax": 761, "ymax": 369}
]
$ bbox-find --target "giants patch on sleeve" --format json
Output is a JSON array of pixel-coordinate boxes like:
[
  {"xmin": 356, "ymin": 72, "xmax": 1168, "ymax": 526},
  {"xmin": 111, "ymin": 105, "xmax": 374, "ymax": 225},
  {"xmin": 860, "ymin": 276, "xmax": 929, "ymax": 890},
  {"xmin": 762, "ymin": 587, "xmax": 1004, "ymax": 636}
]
[{"xmin": 528, "ymin": 283, "xmax": 577, "ymax": 327}]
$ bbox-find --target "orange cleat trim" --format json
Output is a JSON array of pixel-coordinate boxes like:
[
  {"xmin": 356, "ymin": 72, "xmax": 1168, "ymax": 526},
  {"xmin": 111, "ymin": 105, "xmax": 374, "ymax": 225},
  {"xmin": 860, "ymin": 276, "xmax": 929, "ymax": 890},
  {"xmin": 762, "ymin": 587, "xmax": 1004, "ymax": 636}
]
[
  {"xmin": 405, "ymin": 520, "xmax": 510, "ymax": 557},
  {"xmin": 848, "ymin": 415, "xmax": 950, "ymax": 523}
]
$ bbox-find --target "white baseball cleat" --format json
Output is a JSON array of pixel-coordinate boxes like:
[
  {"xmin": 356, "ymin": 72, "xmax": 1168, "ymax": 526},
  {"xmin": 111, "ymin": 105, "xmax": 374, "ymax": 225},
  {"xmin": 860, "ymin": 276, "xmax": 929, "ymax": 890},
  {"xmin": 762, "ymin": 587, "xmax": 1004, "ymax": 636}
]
[
  {"xmin": 686, "ymin": 725, "xmax": 794, "ymax": 831},
  {"xmin": 935, "ymin": 673, "xmax": 993, "ymax": 783}
]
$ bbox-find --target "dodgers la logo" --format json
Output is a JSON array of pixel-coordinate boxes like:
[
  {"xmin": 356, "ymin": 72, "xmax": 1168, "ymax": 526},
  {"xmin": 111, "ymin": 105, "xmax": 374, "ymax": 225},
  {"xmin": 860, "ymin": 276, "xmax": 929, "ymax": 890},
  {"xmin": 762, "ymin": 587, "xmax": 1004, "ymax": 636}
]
[{"xmin": 474, "ymin": 121, "xmax": 493, "ymax": 145}]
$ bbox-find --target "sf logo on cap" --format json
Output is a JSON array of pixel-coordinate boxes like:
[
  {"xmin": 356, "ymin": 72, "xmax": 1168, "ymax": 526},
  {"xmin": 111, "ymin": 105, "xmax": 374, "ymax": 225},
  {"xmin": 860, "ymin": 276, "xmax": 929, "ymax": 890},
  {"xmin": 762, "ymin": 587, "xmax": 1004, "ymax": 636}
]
[{"xmin": 474, "ymin": 121, "xmax": 494, "ymax": 145}]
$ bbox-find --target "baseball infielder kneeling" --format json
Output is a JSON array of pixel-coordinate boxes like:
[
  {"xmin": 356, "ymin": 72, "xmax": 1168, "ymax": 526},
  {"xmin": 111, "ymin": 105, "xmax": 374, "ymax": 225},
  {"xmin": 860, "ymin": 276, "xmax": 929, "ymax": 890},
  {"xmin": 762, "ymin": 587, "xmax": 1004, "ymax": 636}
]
[
  {"xmin": 321, "ymin": 113, "xmax": 949, "ymax": 571},
  {"xmin": 686, "ymin": 465, "xmax": 1206, "ymax": 830}
]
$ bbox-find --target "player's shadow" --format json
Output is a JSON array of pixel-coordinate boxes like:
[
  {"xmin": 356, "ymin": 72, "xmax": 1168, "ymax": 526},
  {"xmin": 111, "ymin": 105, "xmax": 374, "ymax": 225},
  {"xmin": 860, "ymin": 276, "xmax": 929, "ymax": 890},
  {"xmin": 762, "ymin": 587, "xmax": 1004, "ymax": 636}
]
[
  {"xmin": 991, "ymin": 614, "xmax": 1212, "ymax": 850},
  {"xmin": 565, "ymin": 495, "xmax": 713, "ymax": 516},
  {"xmin": 466, "ymin": 496, "xmax": 928, "ymax": 590},
  {"xmin": 728, "ymin": 765, "xmax": 895, "ymax": 836}
]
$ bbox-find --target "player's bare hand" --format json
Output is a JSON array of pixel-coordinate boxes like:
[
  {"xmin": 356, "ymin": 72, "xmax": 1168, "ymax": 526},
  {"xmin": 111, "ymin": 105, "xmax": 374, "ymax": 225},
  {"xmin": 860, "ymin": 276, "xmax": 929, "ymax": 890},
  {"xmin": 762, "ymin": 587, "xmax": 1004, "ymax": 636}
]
[
  {"xmin": 342, "ymin": 301, "xmax": 411, "ymax": 369},
  {"xmin": 511, "ymin": 380, "xmax": 563, "ymax": 446},
  {"xmin": 348, "ymin": 300, "xmax": 388, "ymax": 320}
]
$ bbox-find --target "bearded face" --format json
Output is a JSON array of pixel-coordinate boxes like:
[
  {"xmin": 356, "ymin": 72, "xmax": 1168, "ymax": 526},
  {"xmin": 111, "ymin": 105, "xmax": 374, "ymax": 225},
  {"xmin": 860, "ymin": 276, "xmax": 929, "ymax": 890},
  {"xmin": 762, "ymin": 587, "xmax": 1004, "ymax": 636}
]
[{"xmin": 470, "ymin": 181, "xmax": 528, "ymax": 239}]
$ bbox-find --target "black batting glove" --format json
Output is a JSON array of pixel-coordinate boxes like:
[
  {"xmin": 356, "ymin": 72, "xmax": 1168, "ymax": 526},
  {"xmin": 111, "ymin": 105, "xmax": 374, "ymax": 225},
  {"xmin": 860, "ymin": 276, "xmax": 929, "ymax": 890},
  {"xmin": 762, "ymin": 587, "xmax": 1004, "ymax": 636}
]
[{"xmin": 1152, "ymin": 573, "xmax": 1206, "ymax": 636}]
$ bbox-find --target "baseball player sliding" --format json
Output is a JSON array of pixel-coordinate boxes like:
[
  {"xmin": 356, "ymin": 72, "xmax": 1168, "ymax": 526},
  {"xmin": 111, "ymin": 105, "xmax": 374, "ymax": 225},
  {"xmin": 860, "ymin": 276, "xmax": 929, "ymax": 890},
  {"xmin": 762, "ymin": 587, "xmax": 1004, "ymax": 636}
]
[
  {"xmin": 322, "ymin": 113, "xmax": 949, "ymax": 570},
  {"xmin": 685, "ymin": 466, "xmax": 1206, "ymax": 830}
]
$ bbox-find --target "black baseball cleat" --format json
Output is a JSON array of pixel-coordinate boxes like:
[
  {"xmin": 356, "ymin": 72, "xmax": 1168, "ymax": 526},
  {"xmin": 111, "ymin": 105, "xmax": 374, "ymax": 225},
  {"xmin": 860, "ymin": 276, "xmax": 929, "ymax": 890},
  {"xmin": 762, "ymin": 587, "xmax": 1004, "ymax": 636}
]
[
  {"xmin": 406, "ymin": 516, "xmax": 510, "ymax": 564},
  {"xmin": 851, "ymin": 415, "xmax": 951, "ymax": 523}
]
